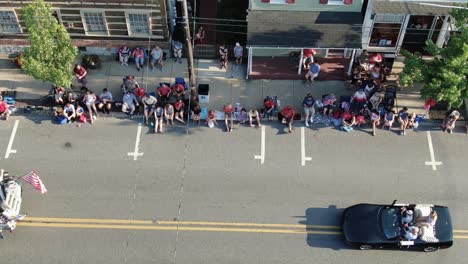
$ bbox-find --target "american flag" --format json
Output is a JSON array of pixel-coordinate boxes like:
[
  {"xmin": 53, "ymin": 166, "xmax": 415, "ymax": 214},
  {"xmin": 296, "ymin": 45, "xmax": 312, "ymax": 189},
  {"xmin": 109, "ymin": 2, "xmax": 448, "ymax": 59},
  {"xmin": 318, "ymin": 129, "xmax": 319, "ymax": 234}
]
[{"xmin": 21, "ymin": 171, "xmax": 47, "ymax": 194}]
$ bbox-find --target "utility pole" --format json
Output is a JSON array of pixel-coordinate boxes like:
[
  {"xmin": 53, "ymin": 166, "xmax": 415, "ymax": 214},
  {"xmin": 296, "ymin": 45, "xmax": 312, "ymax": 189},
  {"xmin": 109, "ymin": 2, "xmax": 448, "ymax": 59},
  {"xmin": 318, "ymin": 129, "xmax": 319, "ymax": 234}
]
[{"xmin": 181, "ymin": 0, "xmax": 196, "ymax": 90}]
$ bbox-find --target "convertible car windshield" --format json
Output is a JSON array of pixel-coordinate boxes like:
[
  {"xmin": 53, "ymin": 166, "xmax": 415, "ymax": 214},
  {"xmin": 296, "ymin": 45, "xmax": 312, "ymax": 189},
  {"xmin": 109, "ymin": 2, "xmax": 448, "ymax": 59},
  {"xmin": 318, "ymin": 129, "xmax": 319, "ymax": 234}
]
[{"xmin": 381, "ymin": 207, "xmax": 402, "ymax": 239}]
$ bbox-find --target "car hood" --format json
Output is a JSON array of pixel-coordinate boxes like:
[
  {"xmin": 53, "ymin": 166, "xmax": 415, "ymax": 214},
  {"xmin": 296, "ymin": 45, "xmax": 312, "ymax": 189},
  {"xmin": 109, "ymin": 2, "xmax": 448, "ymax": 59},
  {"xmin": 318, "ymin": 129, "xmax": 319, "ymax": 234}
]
[{"xmin": 342, "ymin": 204, "xmax": 385, "ymax": 243}]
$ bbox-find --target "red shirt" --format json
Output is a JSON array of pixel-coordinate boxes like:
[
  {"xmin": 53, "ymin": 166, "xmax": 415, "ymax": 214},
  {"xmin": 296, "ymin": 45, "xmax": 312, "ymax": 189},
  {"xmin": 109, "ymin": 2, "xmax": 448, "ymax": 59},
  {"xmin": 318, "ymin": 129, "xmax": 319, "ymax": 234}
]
[
  {"xmin": 303, "ymin": 49, "xmax": 316, "ymax": 58},
  {"xmin": 74, "ymin": 67, "xmax": 86, "ymax": 77},
  {"xmin": 224, "ymin": 105, "xmax": 233, "ymax": 114},
  {"xmin": 159, "ymin": 86, "xmax": 171, "ymax": 96},
  {"xmin": 281, "ymin": 107, "xmax": 295, "ymax": 118},
  {"xmin": 264, "ymin": 100, "xmax": 275, "ymax": 108},
  {"xmin": 0, "ymin": 101, "xmax": 8, "ymax": 113},
  {"xmin": 134, "ymin": 87, "xmax": 145, "ymax": 97},
  {"xmin": 174, "ymin": 101, "xmax": 185, "ymax": 110}
]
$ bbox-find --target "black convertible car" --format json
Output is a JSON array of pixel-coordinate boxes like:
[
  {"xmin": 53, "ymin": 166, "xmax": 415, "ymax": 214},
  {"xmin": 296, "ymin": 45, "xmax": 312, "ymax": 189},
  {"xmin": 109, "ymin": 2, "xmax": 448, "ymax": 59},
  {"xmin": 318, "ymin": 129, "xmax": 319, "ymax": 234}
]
[{"xmin": 341, "ymin": 201, "xmax": 453, "ymax": 252}]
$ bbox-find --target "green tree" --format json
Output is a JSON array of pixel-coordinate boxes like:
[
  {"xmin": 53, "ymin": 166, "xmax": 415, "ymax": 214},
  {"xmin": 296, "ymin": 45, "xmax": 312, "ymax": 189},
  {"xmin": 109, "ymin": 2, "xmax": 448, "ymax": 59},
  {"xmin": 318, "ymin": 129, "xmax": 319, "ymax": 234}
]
[
  {"xmin": 399, "ymin": 7, "xmax": 467, "ymax": 108},
  {"xmin": 22, "ymin": 0, "xmax": 77, "ymax": 88}
]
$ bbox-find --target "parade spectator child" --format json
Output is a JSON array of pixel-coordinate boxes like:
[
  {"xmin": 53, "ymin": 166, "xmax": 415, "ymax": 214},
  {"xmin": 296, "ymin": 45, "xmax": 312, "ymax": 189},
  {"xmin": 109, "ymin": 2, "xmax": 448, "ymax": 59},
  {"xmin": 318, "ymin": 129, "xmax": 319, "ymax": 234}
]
[
  {"xmin": 424, "ymin": 98, "xmax": 436, "ymax": 116},
  {"xmin": 154, "ymin": 106, "xmax": 164, "ymax": 133},
  {"xmin": 0, "ymin": 96, "xmax": 11, "ymax": 120},
  {"xmin": 132, "ymin": 47, "xmax": 145, "ymax": 71},
  {"xmin": 302, "ymin": 48, "xmax": 315, "ymax": 69},
  {"xmin": 118, "ymin": 46, "xmax": 130, "ymax": 66},
  {"xmin": 398, "ymin": 107, "xmax": 410, "ymax": 135},
  {"xmin": 331, "ymin": 107, "xmax": 342, "ymax": 127},
  {"xmin": 173, "ymin": 41, "xmax": 183, "ymax": 64},
  {"xmin": 76, "ymin": 105, "xmax": 85, "ymax": 122},
  {"xmin": 73, "ymin": 64, "xmax": 88, "ymax": 90},
  {"xmin": 303, "ymin": 93, "xmax": 315, "ymax": 127},
  {"xmin": 351, "ymin": 88, "xmax": 367, "ymax": 113},
  {"xmin": 281, "ymin": 105, "xmax": 295, "ymax": 133},
  {"xmin": 341, "ymin": 111, "xmax": 356, "ymax": 132},
  {"xmin": 164, "ymin": 104, "xmax": 175, "ymax": 125},
  {"xmin": 305, "ymin": 61, "xmax": 320, "ymax": 83},
  {"xmin": 195, "ymin": 26, "xmax": 205, "ymax": 44},
  {"xmin": 63, "ymin": 101, "xmax": 76, "ymax": 123},
  {"xmin": 224, "ymin": 103, "xmax": 234, "ymax": 132},
  {"xmin": 442, "ymin": 110, "xmax": 460, "ymax": 134},
  {"xmin": 370, "ymin": 109, "xmax": 380, "ymax": 136},
  {"xmin": 191, "ymin": 104, "xmax": 202, "ymax": 125},
  {"xmin": 248, "ymin": 109, "xmax": 262, "ymax": 128},
  {"xmin": 98, "ymin": 88, "xmax": 113, "ymax": 114},
  {"xmin": 382, "ymin": 109, "xmax": 395, "ymax": 130},
  {"xmin": 83, "ymin": 90, "xmax": 98, "ymax": 124},
  {"xmin": 238, "ymin": 108, "xmax": 248, "ymax": 124},
  {"xmin": 206, "ymin": 109, "xmax": 217, "ymax": 127},
  {"xmin": 264, "ymin": 96, "xmax": 276, "ymax": 121},
  {"xmin": 54, "ymin": 85, "xmax": 65, "ymax": 105},
  {"xmin": 174, "ymin": 99, "xmax": 185, "ymax": 124}
]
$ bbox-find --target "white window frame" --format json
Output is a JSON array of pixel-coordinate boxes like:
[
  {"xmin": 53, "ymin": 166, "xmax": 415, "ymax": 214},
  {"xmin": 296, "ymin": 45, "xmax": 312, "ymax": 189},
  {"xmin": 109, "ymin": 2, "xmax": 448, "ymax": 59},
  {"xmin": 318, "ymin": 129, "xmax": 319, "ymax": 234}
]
[
  {"xmin": 125, "ymin": 11, "xmax": 151, "ymax": 37},
  {"xmin": 327, "ymin": 0, "xmax": 345, "ymax": 5},
  {"xmin": 0, "ymin": 9, "xmax": 22, "ymax": 34},
  {"xmin": 80, "ymin": 9, "xmax": 109, "ymax": 36}
]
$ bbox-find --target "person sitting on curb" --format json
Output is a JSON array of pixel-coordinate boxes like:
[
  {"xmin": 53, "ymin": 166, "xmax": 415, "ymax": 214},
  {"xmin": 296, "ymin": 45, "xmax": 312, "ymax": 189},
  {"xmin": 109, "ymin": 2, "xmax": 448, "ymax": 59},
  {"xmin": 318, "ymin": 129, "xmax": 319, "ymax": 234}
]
[
  {"xmin": 206, "ymin": 109, "xmax": 217, "ymax": 128},
  {"xmin": 154, "ymin": 105, "xmax": 164, "ymax": 133},
  {"xmin": 341, "ymin": 111, "xmax": 356, "ymax": 132},
  {"xmin": 53, "ymin": 85, "xmax": 66, "ymax": 106},
  {"xmin": 303, "ymin": 93, "xmax": 315, "ymax": 127},
  {"xmin": 398, "ymin": 107, "xmax": 410, "ymax": 135},
  {"xmin": 382, "ymin": 109, "xmax": 395, "ymax": 130},
  {"xmin": 76, "ymin": 105, "xmax": 85, "ymax": 122},
  {"xmin": 157, "ymin": 84, "xmax": 172, "ymax": 104},
  {"xmin": 0, "ymin": 96, "xmax": 11, "ymax": 121},
  {"xmin": 83, "ymin": 90, "xmax": 98, "ymax": 124},
  {"xmin": 238, "ymin": 108, "xmax": 248, "ymax": 124},
  {"xmin": 142, "ymin": 93, "xmax": 157, "ymax": 125},
  {"xmin": 281, "ymin": 105, "xmax": 295, "ymax": 134},
  {"xmin": 164, "ymin": 103, "xmax": 175, "ymax": 125},
  {"xmin": 263, "ymin": 96, "xmax": 276, "ymax": 121},
  {"xmin": 248, "ymin": 109, "xmax": 262, "ymax": 128},
  {"xmin": 150, "ymin": 46, "xmax": 164, "ymax": 72},
  {"xmin": 132, "ymin": 47, "xmax": 145, "ymax": 71},
  {"xmin": 224, "ymin": 103, "xmax": 234, "ymax": 132},
  {"xmin": 97, "ymin": 88, "xmax": 113, "ymax": 115},
  {"xmin": 172, "ymin": 83, "xmax": 185, "ymax": 100},
  {"xmin": 442, "ymin": 110, "xmax": 460, "ymax": 134},
  {"xmin": 191, "ymin": 104, "xmax": 202, "ymax": 125},
  {"xmin": 118, "ymin": 45, "xmax": 130, "ymax": 66},
  {"xmin": 370, "ymin": 109, "xmax": 380, "ymax": 136},
  {"xmin": 174, "ymin": 99, "xmax": 186, "ymax": 124},
  {"xmin": 63, "ymin": 101, "xmax": 76, "ymax": 123},
  {"xmin": 122, "ymin": 90, "xmax": 139, "ymax": 118}
]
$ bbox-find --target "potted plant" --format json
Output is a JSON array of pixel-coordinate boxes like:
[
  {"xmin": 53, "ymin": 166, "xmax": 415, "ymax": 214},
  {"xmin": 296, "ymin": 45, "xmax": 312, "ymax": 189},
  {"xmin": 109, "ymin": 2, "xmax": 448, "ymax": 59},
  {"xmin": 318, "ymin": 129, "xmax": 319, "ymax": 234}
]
[{"xmin": 82, "ymin": 54, "xmax": 101, "ymax": 70}]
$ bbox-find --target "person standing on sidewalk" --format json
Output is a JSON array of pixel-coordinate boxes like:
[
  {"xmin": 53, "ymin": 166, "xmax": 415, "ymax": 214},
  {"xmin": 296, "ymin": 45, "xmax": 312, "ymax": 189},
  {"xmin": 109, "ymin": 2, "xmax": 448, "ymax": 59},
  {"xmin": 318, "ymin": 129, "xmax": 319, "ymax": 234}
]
[
  {"xmin": 305, "ymin": 61, "xmax": 320, "ymax": 83},
  {"xmin": 233, "ymin": 42, "xmax": 243, "ymax": 65},
  {"xmin": 224, "ymin": 103, "xmax": 234, "ymax": 132},
  {"xmin": 219, "ymin": 44, "xmax": 228, "ymax": 70},
  {"xmin": 73, "ymin": 64, "xmax": 88, "ymax": 90},
  {"xmin": 303, "ymin": 93, "xmax": 315, "ymax": 127},
  {"xmin": 370, "ymin": 109, "xmax": 380, "ymax": 136}
]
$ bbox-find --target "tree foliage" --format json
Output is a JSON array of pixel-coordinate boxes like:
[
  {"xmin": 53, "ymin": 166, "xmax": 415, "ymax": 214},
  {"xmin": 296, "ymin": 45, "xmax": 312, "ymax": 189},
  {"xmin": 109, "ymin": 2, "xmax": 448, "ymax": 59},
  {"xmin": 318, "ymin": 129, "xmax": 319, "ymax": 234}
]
[
  {"xmin": 22, "ymin": 0, "xmax": 77, "ymax": 88},
  {"xmin": 399, "ymin": 6, "xmax": 467, "ymax": 108}
]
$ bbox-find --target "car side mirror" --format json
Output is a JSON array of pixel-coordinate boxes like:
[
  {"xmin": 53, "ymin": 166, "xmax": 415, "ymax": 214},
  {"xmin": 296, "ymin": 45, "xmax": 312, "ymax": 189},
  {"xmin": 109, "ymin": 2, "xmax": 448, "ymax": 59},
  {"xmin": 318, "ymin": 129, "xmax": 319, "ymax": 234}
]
[{"xmin": 400, "ymin": 241, "xmax": 414, "ymax": 246}]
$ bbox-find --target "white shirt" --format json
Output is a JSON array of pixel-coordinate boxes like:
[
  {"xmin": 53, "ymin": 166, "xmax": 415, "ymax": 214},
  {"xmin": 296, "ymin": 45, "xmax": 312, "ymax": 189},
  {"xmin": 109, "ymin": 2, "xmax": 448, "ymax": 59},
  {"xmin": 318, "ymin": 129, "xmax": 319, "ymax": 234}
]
[
  {"xmin": 64, "ymin": 104, "xmax": 75, "ymax": 113},
  {"xmin": 405, "ymin": 227, "xmax": 418, "ymax": 240}
]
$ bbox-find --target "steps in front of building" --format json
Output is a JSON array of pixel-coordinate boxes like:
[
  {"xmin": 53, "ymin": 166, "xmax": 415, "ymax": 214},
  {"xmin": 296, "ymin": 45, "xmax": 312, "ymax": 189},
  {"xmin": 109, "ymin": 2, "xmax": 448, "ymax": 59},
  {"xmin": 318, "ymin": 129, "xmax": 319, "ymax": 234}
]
[{"xmin": 194, "ymin": 44, "xmax": 216, "ymax": 59}]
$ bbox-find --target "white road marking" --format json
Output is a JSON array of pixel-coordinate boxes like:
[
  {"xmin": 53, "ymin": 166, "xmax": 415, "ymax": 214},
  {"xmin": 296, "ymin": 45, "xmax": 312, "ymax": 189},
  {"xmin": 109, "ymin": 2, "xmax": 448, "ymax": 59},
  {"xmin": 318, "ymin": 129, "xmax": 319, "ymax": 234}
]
[
  {"xmin": 127, "ymin": 123, "xmax": 144, "ymax": 161},
  {"xmin": 4, "ymin": 120, "xmax": 19, "ymax": 159},
  {"xmin": 424, "ymin": 131, "xmax": 442, "ymax": 170},
  {"xmin": 254, "ymin": 125, "xmax": 265, "ymax": 164},
  {"xmin": 301, "ymin": 127, "xmax": 312, "ymax": 166}
]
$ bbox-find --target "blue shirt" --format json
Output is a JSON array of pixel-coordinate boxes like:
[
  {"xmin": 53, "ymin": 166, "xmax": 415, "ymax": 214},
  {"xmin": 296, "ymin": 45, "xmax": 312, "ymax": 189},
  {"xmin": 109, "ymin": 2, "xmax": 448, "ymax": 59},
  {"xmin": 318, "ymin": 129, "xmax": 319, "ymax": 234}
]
[
  {"xmin": 310, "ymin": 64, "xmax": 320, "ymax": 74},
  {"xmin": 303, "ymin": 97, "xmax": 315, "ymax": 107}
]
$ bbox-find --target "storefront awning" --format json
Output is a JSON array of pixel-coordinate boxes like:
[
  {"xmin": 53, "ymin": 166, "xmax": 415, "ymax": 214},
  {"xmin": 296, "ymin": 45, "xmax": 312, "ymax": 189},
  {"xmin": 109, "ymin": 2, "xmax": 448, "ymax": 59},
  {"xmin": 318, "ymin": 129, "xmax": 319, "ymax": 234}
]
[{"xmin": 247, "ymin": 11, "xmax": 362, "ymax": 49}]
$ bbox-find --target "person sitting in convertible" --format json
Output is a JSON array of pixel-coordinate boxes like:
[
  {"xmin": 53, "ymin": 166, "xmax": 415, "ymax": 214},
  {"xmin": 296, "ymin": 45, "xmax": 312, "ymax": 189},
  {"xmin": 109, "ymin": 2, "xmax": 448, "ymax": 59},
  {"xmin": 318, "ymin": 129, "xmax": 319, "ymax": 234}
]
[
  {"xmin": 404, "ymin": 226, "xmax": 420, "ymax": 241},
  {"xmin": 414, "ymin": 210, "xmax": 437, "ymax": 228},
  {"xmin": 401, "ymin": 207, "xmax": 413, "ymax": 225}
]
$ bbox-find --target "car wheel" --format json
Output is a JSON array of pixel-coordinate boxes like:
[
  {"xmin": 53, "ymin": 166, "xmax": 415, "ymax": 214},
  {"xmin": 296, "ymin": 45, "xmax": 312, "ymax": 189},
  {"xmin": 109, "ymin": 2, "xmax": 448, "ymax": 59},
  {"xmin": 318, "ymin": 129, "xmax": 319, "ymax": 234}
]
[
  {"xmin": 423, "ymin": 246, "xmax": 439, "ymax": 252},
  {"xmin": 359, "ymin": 245, "xmax": 373, "ymax": 250}
]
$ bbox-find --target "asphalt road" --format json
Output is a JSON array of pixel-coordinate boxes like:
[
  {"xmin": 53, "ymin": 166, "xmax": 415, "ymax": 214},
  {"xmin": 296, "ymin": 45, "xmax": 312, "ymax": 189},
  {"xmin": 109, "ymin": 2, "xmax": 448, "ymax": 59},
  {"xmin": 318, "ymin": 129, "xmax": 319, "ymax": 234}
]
[{"xmin": 0, "ymin": 115, "xmax": 467, "ymax": 264}]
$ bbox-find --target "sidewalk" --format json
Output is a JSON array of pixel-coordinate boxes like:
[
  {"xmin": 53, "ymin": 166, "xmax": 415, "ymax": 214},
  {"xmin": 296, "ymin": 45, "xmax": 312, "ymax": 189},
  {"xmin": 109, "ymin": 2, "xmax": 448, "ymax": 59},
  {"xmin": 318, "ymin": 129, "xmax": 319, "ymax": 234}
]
[{"xmin": 0, "ymin": 54, "xmax": 428, "ymax": 118}]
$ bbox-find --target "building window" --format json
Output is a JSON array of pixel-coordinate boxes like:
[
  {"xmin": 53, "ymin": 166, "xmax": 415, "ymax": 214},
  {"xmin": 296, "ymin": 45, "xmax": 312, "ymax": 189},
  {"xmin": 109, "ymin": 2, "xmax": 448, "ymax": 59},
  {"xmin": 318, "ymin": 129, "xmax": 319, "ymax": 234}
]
[
  {"xmin": 127, "ymin": 13, "xmax": 150, "ymax": 36},
  {"xmin": 369, "ymin": 14, "xmax": 405, "ymax": 48},
  {"xmin": 81, "ymin": 11, "xmax": 108, "ymax": 35},
  {"xmin": 0, "ymin": 10, "xmax": 21, "ymax": 33}
]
